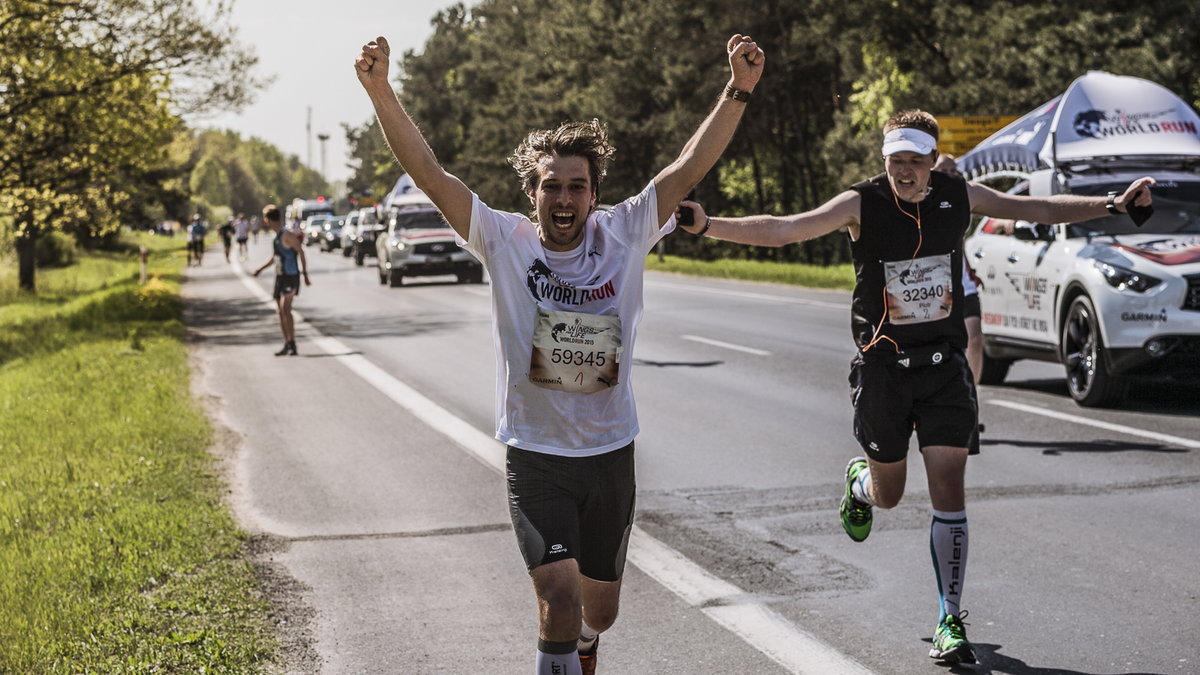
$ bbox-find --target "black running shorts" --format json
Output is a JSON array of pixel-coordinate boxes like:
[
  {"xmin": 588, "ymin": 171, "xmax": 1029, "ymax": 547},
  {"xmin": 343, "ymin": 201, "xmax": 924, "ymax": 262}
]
[
  {"xmin": 849, "ymin": 350, "xmax": 977, "ymax": 463},
  {"xmin": 506, "ymin": 443, "xmax": 635, "ymax": 582},
  {"xmin": 273, "ymin": 274, "xmax": 300, "ymax": 300},
  {"xmin": 962, "ymin": 292, "xmax": 981, "ymax": 320}
]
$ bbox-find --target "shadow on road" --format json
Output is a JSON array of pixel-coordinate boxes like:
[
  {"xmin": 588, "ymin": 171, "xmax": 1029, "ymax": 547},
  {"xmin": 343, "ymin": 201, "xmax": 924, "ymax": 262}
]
[
  {"xmin": 183, "ymin": 295, "xmax": 277, "ymax": 346},
  {"xmin": 632, "ymin": 358, "xmax": 724, "ymax": 368},
  {"xmin": 980, "ymin": 438, "xmax": 1188, "ymax": 455},
  {"xmin": 989, "ymin": 377, "xmax": 1200, "ymax": 417},
  {"xmin": 929, "ymin": 639, "xmax": 1168, "ymax": 675}
]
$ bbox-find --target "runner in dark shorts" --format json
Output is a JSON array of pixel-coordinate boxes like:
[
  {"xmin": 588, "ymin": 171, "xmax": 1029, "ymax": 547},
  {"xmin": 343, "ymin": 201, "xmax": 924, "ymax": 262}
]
[
  {"xmin": 850, "ymin": 351, "xmax": 977, "ymax": 464},
  {"xmin": 355, "ymin": 30, "xmax": 766, "ymax": 675},
  {"xmin": 253, "ymin": 205, "xmax": 309, "ymax": 356},
  {"xmin": 507, "ymin": 443, "xmax": 635, "ymax": 582},
  {"xmin": 677, "ymin": 109, "xmax": 1154, "ymax": 667},
  {"xmin": 273, "ymin": 274, "xmax": 301, "ymax": 301}
]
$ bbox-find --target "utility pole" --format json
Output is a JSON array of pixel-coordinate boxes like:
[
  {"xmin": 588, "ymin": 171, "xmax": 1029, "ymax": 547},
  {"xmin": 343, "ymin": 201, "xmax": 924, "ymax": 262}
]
[
  {"xmin": 317, "ymin": 132, "xmax": 330, "ymax": 183},
  {"xmin": 306, "ymin": 106, "xmax": 313, "ymax": 173}
]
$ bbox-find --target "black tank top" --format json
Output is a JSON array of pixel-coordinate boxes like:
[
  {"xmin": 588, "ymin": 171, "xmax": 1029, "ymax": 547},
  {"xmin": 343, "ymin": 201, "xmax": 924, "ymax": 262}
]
[{"xmin": 848, "ymin": 171, "xmax": 970, "ymax": 353}]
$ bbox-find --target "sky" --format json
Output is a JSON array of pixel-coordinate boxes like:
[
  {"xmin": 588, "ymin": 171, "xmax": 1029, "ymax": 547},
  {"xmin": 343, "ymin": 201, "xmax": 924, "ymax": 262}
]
[{"xmin": 200, "ymin": 0, "xmax": 465, "ymax": 187}]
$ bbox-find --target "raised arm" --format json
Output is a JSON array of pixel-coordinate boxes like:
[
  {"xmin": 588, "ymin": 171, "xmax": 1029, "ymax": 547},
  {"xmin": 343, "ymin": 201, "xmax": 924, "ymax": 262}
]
[
  {"xmin": 967, "ymin": 176, "xmax": 1156, "ymax": 223},
  {"xmin": 652, "ymin": 35, "xmax": 766, "ymax": 225},
  {"xmin": 678, "ymin": 190, "xmax": 861, "ymax": 247},
  {"xmin": 355, "ymin": 36, "xmax": 473, "ymax": 238}
]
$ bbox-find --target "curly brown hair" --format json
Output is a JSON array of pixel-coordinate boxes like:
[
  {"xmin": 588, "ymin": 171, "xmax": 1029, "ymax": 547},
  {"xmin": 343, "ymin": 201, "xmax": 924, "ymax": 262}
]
[
  {"xmin": 883, "ymin": 109, "xmax": 939, "ymax": 141},
  {"xmin": 508, "ymin": 119, "xmax": 616, "ymax": 195}
]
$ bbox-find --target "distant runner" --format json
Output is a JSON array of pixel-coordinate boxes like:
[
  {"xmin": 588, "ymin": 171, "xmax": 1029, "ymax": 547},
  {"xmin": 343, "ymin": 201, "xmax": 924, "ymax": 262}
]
[
  {"xmin": 252, "ymin": 204, "xmax": 310, "ymax": 356},
  {"xmin": 186, "ymin": 214, "xmax": 207, "ymax": 266},
  {"xmin": 234, "ymin": 213, "xmax": 251, "ymax": 261}
]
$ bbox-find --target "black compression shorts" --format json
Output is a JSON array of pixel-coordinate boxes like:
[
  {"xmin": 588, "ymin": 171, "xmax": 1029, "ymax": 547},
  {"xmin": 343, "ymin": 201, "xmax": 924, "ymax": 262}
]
[
  {"xmin": 849, "ymin": 350, "xmax": 977, "ymax": 463},
  {"xmin": 506, "ymin": 442, "xmax": 635, "ymax": 581}
]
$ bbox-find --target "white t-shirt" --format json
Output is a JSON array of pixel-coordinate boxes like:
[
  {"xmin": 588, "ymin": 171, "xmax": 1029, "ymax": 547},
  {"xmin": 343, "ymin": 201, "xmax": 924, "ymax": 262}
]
[{"xmin": 459, "ymin": 181, "xmax": 674, "ymax": 456}]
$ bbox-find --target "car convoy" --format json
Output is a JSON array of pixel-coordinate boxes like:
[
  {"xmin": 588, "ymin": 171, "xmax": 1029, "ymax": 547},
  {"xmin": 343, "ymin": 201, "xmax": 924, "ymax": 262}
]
[
  {"xmin": 959, "ymin": 71, "xmax": 1200, "ymax": 406},
  {"xmin": 291, "ymin": 186, "xmax": 484, "ymax": 289}
]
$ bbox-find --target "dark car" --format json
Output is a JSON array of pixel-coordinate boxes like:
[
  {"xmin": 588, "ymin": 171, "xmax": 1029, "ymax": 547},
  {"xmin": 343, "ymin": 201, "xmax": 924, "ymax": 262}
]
[
  {"xmin": 351, "ymin": 209, "xmax": 384, "ymax": 266},
  {"xmin": 302, "ymin": 214, "xmax": 335, "ymax": 247},
  {"xmin": 319, "ymin": 217, "xmax": 346, "ymax": 252}
]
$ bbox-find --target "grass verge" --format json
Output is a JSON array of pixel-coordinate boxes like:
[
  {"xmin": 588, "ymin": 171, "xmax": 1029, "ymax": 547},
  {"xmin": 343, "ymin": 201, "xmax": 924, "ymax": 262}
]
[
  {"xmin": 645, "ymin": 254, "xmax": 855, "ymax": 290},
  {"xmin": 0, "ymin": 233, "xmax": 277, "ymax": 672}
]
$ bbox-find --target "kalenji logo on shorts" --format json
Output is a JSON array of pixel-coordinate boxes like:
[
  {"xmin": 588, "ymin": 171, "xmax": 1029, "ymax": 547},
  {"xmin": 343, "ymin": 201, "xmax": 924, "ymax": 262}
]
[{"xmin": 550, "ymin": 543, "xmax": 566, "ymax": 553}]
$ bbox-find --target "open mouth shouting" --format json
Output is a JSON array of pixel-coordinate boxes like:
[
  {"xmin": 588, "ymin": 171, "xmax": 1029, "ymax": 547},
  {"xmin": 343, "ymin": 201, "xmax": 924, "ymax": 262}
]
[{"xmin": 550, "ymin": 210, "xmax": 576, "ymax": 229}]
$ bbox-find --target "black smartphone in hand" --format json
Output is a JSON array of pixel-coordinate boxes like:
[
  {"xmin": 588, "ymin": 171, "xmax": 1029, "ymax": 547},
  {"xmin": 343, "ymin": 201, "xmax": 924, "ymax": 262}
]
[
  {"xmin": 677, "ymin": 190, "xmax": 696, "ymax": 228},
  {"xmin": 1127, "ymin": 202, "xmax": 1153, "ymax": 227}
]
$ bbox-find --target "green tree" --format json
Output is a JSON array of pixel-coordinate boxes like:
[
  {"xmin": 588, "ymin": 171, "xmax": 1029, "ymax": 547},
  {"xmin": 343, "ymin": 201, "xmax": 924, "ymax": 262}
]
[
  {"xmin": 0, "ymin": 0, "xmax": 263, "ymax": 290},
  {"xmin": 352, "ymin": 0, "xmax": 1200, "ymax": 268},
  {"xmin": 189, "ymin": 155, "xmax": 231, "ymax": 216}
]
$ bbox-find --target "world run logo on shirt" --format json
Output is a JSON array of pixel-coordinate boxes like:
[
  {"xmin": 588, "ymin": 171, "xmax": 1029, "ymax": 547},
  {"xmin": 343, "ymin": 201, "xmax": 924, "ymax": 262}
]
[{"xmin": 525, "ymin": 258, "xmax": 616, "ymax": 305}]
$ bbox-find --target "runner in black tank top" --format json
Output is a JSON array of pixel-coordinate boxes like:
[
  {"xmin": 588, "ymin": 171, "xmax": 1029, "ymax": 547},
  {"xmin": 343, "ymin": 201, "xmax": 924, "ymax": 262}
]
[
  {"xmin": 849, "ymin": 170, "xmax": 970, "ymax": 354},
  {"xmin": 670, "ymin": 108, "xmax": 1154, "ymax": 667}
]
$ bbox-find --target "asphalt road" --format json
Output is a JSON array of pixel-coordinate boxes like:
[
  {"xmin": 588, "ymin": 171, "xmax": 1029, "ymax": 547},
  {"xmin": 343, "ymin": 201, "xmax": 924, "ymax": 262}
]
[{"xmin": 184, "ymin": 235, "xmax": 1199, "ymax": 674}]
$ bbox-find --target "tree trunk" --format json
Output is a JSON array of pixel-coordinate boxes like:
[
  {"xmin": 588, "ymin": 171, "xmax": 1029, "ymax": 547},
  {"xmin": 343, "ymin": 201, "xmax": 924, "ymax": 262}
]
[{"xmin": 15, "ymin": 217, "xmax": 37, "ymax": 292}]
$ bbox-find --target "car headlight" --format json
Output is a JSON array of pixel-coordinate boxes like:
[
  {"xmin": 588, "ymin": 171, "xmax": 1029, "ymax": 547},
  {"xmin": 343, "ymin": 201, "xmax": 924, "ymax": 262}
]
[
  {"xmin": 392, "ymin": 241, "xmax": 407, "ymax": 251},
  {"xmin": 1093, "ymin": 260, "xmax": 1161, "ymax": 293}
]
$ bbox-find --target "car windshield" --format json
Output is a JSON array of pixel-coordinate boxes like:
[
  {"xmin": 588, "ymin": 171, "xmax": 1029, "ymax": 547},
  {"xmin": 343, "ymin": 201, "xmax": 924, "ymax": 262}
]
[
  {"xmin": 1067, "ymin": 180, "xmax": 1200, "ymax": 237},
  {"xmin": 393, "ymin": 210, "xmax": 446, "ymax": 230}
]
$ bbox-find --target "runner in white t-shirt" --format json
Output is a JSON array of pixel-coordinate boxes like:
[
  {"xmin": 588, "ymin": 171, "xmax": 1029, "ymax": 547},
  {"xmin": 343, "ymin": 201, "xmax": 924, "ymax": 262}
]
[
  {"xmin": 356, "ymin": 33, "xmax": 765, "ymax": 675},
  {"xmin": 234, "ymin": 213, "xmax": 251, "ymax": 261}
]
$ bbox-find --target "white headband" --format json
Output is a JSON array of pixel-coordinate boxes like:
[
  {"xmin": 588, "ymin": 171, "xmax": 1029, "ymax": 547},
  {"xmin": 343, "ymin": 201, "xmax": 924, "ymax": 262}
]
[{"xmin": 882, "ymin": 127, "xmax": 937, "ymax": 156}]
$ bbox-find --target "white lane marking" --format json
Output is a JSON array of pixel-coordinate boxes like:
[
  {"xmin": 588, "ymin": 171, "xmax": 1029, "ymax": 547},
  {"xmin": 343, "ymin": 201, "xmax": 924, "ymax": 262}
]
[
  {"xmin": 652, "ymin": 279, "xmax": 846, "ymax": 309},
  {"xmin": 630, "ymin": 531, "xmax": 874, "ymax": 674},
  {"xmin": 231, "ymin": 262, "xmax": 874, "ymax": 674},
  {"xmin": 989, "ymin": 399, "xmax": 1200, "ymax": 450},
  {"xmin": 682, "ymin": 334, "xmax": 772, "ymax": 356}
]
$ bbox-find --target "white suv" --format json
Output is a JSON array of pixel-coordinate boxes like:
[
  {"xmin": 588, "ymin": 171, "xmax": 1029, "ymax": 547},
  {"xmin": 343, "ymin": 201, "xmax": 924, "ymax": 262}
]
[
  {"xmin": 375, "ymin": 195, "xmax": 483, "ymax": 288},
  {"xmin": 966, "ymin": 171, "xmax": 1200, "ymax": 406}
]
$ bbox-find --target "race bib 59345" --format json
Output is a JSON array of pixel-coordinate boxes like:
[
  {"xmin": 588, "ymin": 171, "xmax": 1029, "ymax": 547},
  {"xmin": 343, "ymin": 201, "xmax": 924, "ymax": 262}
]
[{"xmin": 528, "ymin": 309, "xmax": 622, "ymax": 393}]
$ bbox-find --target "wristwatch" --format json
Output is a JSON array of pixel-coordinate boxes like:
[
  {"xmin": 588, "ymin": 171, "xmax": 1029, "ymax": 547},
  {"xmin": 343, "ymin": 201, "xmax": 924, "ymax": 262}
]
[{"xmin": 1105, "ymin": 191, "xmax": 1121, "ymax": 215}]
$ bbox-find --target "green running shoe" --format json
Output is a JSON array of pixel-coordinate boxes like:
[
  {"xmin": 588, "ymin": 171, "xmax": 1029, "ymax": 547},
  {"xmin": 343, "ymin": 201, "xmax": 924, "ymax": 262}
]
[
  {"xmin": 839, "ymin": 456, "xmax": 872, "ymax": 542},
  {"xmin": 929, "ymin": 611, "xmax": 977, "ymax": 664}
]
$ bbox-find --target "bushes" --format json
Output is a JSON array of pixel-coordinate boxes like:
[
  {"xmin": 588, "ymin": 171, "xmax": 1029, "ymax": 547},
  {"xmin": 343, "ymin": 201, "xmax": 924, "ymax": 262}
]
[{"xmin": 35, "ymin": 231, "xmax": 78, "ymax": 267}]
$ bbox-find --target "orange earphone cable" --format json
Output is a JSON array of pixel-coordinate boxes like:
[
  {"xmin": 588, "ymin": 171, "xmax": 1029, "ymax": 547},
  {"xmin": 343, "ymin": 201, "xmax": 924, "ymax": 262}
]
[{"xmin": 862, "ymin": 189, "xmax": 925, "ymax": 353}]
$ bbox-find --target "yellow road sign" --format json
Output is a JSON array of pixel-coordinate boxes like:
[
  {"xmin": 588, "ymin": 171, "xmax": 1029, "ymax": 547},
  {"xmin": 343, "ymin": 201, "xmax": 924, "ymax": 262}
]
[{"xmin": 936, "ymin": 115, "xmax": 1020, "ymax": 156}]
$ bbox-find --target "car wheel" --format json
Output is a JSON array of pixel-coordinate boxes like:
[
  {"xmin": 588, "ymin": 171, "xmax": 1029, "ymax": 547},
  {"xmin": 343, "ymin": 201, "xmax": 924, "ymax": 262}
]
[
  {"xmin": 1061, "ymin": 295, "xmax": 1127, "ymax": 407},
  {"xmin": 342, "ymin": 246, "xmax": 352, "ymax": 257},
  {"xmin": 355, "ymin": 250, "xmax": 365, "ymax": 266},
  {"xmin": 978, "ymin": 352, "xmax": 1012, "ymax": 385},
  {"xmin": 378, "ymin": 266, "xmax": 387, "ymax": 285},
  {"xmin": 389, "ymin": 269, "xmax": 403, "ymax": 288}
]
